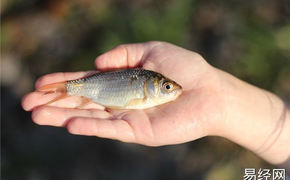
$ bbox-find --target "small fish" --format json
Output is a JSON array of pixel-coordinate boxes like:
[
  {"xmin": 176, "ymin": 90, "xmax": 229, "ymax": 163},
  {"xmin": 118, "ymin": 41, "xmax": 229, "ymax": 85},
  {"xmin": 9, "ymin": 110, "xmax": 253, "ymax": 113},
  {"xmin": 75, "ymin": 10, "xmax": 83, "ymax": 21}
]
[{"xmin": 38, "ymin": 69, "xmax": 182, "ymax": 109}]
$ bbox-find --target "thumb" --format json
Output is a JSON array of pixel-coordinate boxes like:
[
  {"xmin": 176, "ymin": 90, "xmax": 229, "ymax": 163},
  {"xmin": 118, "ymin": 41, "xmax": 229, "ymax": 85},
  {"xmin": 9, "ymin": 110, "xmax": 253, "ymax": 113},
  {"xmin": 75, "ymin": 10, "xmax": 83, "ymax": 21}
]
[{"xmin": 94, "ymin": 42, "xmax": 159, "ymax": 71}]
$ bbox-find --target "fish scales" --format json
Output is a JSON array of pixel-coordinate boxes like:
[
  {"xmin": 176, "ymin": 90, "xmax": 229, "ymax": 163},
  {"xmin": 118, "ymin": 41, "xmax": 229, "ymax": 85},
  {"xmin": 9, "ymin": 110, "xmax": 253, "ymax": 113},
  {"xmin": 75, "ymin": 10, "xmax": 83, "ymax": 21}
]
[{"xmin": 66, "ymin": 69, "xmax": 156, "ymax": 108}]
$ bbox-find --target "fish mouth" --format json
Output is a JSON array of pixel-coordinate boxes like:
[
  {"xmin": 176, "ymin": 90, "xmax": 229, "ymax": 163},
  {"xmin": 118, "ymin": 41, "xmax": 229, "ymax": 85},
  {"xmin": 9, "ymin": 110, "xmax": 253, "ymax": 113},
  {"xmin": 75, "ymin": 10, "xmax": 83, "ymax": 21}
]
[
  {"xmin": 175, "ymin": 88, "xmax": 183, "ymax": 97},
  {"xmin": 171, "ymin": 81, "xmax": 182, "ymax": 97},
  {"xmin": 169, "ymin": 85, "xmax": 182, "ymax": 99}
]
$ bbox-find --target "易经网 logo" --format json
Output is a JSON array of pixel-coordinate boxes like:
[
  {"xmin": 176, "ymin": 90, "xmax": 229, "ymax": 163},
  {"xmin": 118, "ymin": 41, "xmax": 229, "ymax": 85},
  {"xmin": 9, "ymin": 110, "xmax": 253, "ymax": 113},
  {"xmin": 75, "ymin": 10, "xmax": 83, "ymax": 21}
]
[{"xmin": 243, "ymin": 168, "xmax": 286, "ymax": 180}]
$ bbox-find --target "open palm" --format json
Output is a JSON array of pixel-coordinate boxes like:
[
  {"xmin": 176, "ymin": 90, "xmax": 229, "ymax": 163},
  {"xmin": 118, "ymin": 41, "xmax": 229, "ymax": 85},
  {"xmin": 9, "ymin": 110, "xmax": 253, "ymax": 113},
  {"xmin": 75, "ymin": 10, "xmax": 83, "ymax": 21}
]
[{"xmin": 22, "ymin": 42, "xmax": 227, "ymax": 146}]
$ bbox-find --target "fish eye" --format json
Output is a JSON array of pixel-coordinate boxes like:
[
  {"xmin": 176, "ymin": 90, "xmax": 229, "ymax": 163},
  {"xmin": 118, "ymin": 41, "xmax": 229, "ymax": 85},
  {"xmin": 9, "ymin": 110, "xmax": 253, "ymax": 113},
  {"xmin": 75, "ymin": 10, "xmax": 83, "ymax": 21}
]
[{"xmin": 163, "ymin": 82, "xmax": 173, "ymax": 91}]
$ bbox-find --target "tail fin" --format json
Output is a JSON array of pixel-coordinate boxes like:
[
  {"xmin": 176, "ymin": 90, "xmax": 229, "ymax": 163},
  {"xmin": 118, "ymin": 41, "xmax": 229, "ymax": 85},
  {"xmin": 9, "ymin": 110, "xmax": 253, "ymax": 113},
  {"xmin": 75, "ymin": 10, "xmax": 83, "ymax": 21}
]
[
  {"xmin": 37, "ymin": 82, "xmax": 66, "ymax": 93},
  {"xmin": 37, "ymin": 82, "xmax": 68, "ymax": 105}
]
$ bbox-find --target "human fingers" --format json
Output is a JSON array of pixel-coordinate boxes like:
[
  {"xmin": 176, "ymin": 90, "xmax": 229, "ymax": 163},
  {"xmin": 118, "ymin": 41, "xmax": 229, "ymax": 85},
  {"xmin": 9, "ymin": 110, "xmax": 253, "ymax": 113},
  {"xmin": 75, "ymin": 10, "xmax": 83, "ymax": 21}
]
[
  {"xmin": 95, "ymin": 41, "xmax": 161, "ymax": 70},
  {"xmin": 22, "ymin": 91, "xmax": 104, "ymax": 111},
  {"xmin": 31, "ymin": 106, "xmax": 112, "ymax": 127},
  {"xmin": 35, "ymin": 71, "xmax": 96, "ymax": 89},
  {"xmin": 66, "ymin": 117, "xmax": 136, "ymax": 143}
]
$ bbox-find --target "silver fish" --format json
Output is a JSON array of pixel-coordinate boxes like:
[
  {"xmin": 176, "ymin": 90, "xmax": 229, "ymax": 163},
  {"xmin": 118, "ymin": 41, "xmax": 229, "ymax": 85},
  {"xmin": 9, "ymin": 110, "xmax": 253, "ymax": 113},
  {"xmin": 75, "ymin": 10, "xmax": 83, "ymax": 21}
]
[{"xmin": 39, "ymin": 69, "xmax": 182, "ymax": 109}]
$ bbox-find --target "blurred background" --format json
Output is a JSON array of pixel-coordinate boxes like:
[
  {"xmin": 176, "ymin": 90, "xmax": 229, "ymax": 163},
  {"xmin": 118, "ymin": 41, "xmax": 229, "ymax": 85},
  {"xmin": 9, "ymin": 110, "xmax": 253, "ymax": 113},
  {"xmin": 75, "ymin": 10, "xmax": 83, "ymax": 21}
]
[{"xmin": 1, "ymin": 0, "xmax": 290, "ymax": 179}]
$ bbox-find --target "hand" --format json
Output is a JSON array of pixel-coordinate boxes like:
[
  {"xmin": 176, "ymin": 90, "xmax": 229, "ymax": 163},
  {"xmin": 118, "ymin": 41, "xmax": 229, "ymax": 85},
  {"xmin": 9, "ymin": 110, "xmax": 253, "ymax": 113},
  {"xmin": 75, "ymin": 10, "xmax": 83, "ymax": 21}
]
[
  {"xmin": 22, "ymin": 41, "xmax": 228, "ymax": 146},
  {"xmin": 21, "ymin": 41, "xmax": 290, "ymax": 166}
]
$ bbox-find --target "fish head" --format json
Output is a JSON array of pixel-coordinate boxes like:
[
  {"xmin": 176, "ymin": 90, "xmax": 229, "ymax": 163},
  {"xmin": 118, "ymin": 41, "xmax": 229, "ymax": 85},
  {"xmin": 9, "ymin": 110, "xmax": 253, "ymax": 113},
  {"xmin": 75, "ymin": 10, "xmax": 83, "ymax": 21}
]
[{"xmin": 145, "ymin": 75, "xmax": 182, "ymax": 105}]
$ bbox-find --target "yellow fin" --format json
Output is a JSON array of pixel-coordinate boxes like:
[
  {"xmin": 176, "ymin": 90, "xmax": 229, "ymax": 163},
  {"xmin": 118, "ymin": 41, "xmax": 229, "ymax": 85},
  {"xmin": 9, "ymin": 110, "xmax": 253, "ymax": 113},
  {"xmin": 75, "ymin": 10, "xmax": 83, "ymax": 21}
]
[
  {"xmin": 124, "ymin": 98, "xmax": 147, "ymax": 108},
  {"xmin": 44, "ymin": 94, "xmax": 68, "ymax": 105},
  {"xmin": 37, "ymin": 82, "xmax": 66, "ymax": 93}
]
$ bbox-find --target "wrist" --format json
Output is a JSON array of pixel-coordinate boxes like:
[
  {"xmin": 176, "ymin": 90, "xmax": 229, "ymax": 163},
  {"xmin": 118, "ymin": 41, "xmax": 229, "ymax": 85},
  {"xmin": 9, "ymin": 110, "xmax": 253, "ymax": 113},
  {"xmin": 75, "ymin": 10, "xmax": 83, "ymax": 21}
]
[{"xmin": 215, "ymin": 68, "xmax": 290, "ymax": 165}]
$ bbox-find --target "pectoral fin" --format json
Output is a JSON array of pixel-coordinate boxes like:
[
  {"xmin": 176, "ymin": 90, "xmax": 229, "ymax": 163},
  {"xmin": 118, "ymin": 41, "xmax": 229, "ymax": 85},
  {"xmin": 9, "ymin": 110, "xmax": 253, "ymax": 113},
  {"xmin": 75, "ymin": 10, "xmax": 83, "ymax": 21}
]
[{"xmin": 124, "ymin": 98, "xmax": 147, "ymax": 109}]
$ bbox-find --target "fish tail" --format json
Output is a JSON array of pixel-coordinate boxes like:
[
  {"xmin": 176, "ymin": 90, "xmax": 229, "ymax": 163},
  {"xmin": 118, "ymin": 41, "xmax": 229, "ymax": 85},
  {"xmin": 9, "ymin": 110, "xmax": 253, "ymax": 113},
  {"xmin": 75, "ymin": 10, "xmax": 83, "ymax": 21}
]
[
  {"xmin": 44, "ymin": 93, "xmax": 69, "ymax": 105},
  {"xmin": 37, "ymin": 82, "xmax": 68, "ymax": 105},
  {"xmin": 37, "ymin": 82, "xmax": 67, "ymax": 93}
]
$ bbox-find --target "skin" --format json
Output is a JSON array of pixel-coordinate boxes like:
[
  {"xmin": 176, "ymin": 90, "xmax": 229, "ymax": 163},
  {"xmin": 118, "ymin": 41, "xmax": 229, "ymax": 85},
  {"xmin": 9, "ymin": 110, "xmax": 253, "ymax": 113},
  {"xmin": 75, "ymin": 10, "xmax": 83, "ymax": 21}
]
[{"xmin": 22, "ymin": 41, "xmax": 290, "ymax": 169}]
